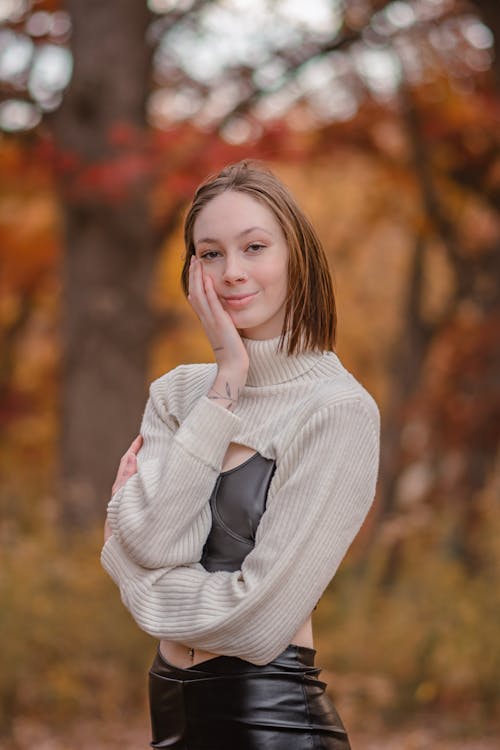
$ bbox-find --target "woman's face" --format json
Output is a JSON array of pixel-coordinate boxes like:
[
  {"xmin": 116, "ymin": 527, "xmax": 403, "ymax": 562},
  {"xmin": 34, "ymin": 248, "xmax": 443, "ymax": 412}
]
[{"xmin": 192, "ymin": 190, "xmax": 289, "ymax": 340}]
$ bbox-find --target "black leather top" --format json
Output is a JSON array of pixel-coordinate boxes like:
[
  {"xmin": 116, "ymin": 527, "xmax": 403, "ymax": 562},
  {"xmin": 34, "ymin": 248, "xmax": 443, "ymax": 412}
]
[
  {"xmin": 200, "ymin": 452, "xmax": 276, "ymax": 573},
  {"xmin": 200, "ymin": 450, "xmax": 320, "ymax": 612}
]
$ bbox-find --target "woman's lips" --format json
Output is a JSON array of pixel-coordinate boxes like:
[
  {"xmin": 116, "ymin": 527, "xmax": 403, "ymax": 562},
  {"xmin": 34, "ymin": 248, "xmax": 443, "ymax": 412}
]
[{"xmin": 222, "ymin": 292, "xmax": 258, "ymax": 308}]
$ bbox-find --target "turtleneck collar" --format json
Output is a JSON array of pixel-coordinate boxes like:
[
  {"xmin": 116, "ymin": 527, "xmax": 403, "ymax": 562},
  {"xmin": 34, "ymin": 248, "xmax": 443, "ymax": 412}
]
[{"xmin": 241, "ymin": 332, "xmax": 326, "ymax": 387}]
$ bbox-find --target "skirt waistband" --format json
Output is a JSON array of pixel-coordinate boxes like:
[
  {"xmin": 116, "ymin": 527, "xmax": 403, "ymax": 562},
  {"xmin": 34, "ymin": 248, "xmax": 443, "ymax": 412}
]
[
  {"xmin": 153, "ymin": 642, "xmax": 317, "ymax": 677},
  {"xmin": 148, "ymin": 643, "xmax": 350, "ymax": 748}
]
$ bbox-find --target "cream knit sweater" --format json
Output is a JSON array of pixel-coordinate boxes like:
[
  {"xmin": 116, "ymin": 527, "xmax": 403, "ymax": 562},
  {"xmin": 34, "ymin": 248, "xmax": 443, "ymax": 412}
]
[{"xmin": 101, "ymin": 333, "xmax": 381, "ymax": 665}]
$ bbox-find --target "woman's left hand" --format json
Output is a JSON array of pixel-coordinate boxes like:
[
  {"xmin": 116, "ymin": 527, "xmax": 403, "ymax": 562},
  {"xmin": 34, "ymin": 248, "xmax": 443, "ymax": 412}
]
[
  {"xmin": 104, "ymin": 434, "xmax": 143, "ymax": 543},
  {"xmin": 111, "ymin": 434, "xmax": 143, "ymax": 495}
]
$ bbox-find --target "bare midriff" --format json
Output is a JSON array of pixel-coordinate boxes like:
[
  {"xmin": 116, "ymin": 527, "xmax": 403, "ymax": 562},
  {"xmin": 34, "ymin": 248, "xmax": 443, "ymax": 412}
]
[{"xmin": 159, "ymin": 442, "xmax": 314, "ymax": 668}]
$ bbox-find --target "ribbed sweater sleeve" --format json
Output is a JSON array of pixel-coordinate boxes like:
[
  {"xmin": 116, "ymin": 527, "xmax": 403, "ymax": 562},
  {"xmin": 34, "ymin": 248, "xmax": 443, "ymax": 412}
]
[
  {"xmin": 106, "ymin": 378, "xmax": 241, "ymax": 568},
  {"xmin": 101, "ymin": 397, "xmax": 380, "ymax": 665}
]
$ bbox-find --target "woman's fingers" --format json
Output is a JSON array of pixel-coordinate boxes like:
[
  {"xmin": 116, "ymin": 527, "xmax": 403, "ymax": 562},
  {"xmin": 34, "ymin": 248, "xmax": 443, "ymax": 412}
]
[
  {"xmin": 188, "ymin": 261, "xmax": 219, "ymax": 345},
  {"xmin": 104, "ymin": 517, "xmax": 113, "ymax": 542},
  {"xmin": 188, "ymin": 256, "xmax": 202, "ymax": 308},
  {"xmin": 111, "ymin": 435, "xmax": 143, "ymax": 495},
  {"xmin": 189, "ymin": 256, "xmax": 213, "ymax": 325},
  {"xmin": 117, "ymin": 437, "xmax": 142, "ymax": 466},
  {"xmin": 189, "ymin": 256, "xmax": 218, "ymax": 317},
  {"xmin": 189, "ymin": 256, "xmax": 233, "ymax": 334},
  {"xmin": 204, "ymin": 273, "xmax": 231, "ymax": 323},
  {"xmin": 111, "ymin": 461, "xmax": 137, "ymax": 495},
  {"xmin": 130, "ymin": 434, "xmax": 143, "ymax": 453}
]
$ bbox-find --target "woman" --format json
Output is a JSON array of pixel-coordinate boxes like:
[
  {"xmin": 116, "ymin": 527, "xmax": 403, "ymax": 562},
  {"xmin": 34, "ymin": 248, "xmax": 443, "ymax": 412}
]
[{"xmin": 102, "ymin": 160, "xmax": 380, "ymax": 749}]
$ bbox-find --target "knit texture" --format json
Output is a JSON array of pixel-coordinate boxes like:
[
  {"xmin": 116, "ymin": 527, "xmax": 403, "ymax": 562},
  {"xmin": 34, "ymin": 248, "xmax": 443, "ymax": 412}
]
[{"xmin": 101, "ymin": 332, "xmax": 381, "ymax": 665}]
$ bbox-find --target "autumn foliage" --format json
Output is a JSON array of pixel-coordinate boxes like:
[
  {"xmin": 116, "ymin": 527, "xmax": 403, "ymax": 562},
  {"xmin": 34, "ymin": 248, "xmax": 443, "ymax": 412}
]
[{"xmin": 0, "ymin": 0, "xmax": 499, "ymax": 745}]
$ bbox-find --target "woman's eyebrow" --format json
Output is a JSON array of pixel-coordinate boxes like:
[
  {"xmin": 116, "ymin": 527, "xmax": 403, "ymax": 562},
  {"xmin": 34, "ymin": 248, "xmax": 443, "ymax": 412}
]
[
  {"xmin": 195, "ymin": 237, "xmax": 218, "ymax": 246},
  {"xmin": 196, "ymin": 226, "xmax": 273, "ymax": 245},
  {"xmin": 238, "ymin": 226, "xmax": 273, "ymax": 238}
]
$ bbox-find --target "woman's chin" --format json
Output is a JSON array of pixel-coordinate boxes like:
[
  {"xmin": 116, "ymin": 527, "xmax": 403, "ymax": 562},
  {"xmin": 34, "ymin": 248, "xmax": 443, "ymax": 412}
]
[
  {"xmin": 227, "ymin": 309, "xmax": 254, "ymax": 325},
  {"xmin": 228, "ymin": 309, "xmax": 285, "ymax": 340},
  {"xmin": 237, "ymin": 325, "xmax": 282, "ymax": 341}
]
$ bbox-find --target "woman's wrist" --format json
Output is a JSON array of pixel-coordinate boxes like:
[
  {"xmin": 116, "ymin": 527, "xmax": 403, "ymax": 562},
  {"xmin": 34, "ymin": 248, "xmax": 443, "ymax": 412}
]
[{"xmin": 208, "ymin": 369, "xmax": 247, "ymax": 411}]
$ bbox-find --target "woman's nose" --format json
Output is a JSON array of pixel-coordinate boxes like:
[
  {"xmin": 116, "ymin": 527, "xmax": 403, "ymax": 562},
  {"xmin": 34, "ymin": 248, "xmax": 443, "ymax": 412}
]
[{"xmin": 222, "ymin": 255, "xmax": 247, "ymax": 282}]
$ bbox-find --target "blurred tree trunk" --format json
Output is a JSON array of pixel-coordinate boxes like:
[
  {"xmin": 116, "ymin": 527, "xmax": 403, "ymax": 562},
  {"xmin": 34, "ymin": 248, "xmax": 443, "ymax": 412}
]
[
  {"xmin": 378, "ymin": 72, "xmax": 500, "ymax": 575},
  {"xmin": 474, "ymin": 0, "xmax": 500, "ymax": 88},
  {"xmin": 49, "ymin": 1, "xmax": 157, "ymax": 530},
  {"xmin": 377, "ymin": 232, "xmax": 432, "ymax": 514}
]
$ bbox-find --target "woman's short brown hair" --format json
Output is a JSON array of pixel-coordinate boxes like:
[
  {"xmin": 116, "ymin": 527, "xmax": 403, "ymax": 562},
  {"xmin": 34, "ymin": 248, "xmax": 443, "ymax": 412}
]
[{"xmin": 180, "ymin": 160, "xmax": 336, "ymax": 356}]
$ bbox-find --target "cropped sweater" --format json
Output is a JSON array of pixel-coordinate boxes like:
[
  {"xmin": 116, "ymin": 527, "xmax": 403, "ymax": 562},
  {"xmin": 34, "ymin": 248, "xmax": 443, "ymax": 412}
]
[{"xmin": 101, "ymin": 332, "xmax": 381, "ymax": 666}]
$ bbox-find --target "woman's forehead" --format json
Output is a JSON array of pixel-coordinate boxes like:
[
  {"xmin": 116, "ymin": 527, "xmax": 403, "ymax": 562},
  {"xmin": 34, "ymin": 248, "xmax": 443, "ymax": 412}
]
[{"xmin": 193, "ymin": 190, "xmax": 282, "ymax": 243}]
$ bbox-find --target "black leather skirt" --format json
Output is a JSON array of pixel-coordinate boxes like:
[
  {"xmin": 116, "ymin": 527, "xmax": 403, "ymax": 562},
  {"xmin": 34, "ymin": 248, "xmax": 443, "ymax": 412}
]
[{"xmin": 148, "ymin": 642, "xmax": 351, "ymax": 749}]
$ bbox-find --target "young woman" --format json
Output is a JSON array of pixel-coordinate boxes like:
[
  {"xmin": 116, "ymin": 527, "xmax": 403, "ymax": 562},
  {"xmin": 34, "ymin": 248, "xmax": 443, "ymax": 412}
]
[{"xmin": 101, "ymin": 160, "xmax": 381, "ymax": 749}]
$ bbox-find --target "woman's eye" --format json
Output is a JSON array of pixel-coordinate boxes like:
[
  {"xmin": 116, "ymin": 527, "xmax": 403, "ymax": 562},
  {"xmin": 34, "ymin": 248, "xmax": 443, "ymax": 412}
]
[
  {"xmin": 200, "ymin": 251, "xmax": 219, "ymax": 260},
  {"xmin": 247, "ymin": 243, "xmax": 265, "ymax": 252}
]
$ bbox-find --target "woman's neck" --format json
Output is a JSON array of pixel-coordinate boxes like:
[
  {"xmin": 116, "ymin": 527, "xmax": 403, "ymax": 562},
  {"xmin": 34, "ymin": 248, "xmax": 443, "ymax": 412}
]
[{"xmin": 240, "ymin": 332, "xmax": 326, "ymax": 387}]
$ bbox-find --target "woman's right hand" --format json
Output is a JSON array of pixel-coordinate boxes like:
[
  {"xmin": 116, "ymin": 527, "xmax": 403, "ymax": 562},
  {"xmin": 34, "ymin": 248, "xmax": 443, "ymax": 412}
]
[{"xmin": 188, "ymin": 255, "xmax": 249, "ymax": 379}]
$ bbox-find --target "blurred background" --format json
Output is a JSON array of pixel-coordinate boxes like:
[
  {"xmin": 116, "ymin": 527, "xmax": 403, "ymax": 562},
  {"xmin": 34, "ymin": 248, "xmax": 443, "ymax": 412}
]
[{"xmin": 0, "ymin": 0, "xmax": 499, "ymax": 748}]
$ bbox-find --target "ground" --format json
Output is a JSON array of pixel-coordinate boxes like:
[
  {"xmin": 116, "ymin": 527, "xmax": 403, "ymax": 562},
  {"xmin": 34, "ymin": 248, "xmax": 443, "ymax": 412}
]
[{"xmin": 1, "ymin": 719, "xmax": 498, "ymax": 749}]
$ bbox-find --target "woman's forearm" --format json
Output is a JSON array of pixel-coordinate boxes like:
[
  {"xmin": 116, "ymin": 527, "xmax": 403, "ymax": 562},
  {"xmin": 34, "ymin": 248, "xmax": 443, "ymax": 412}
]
[{"xmin": 105, "ymin": 376, "xmax": 243, "ymax": 568}]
